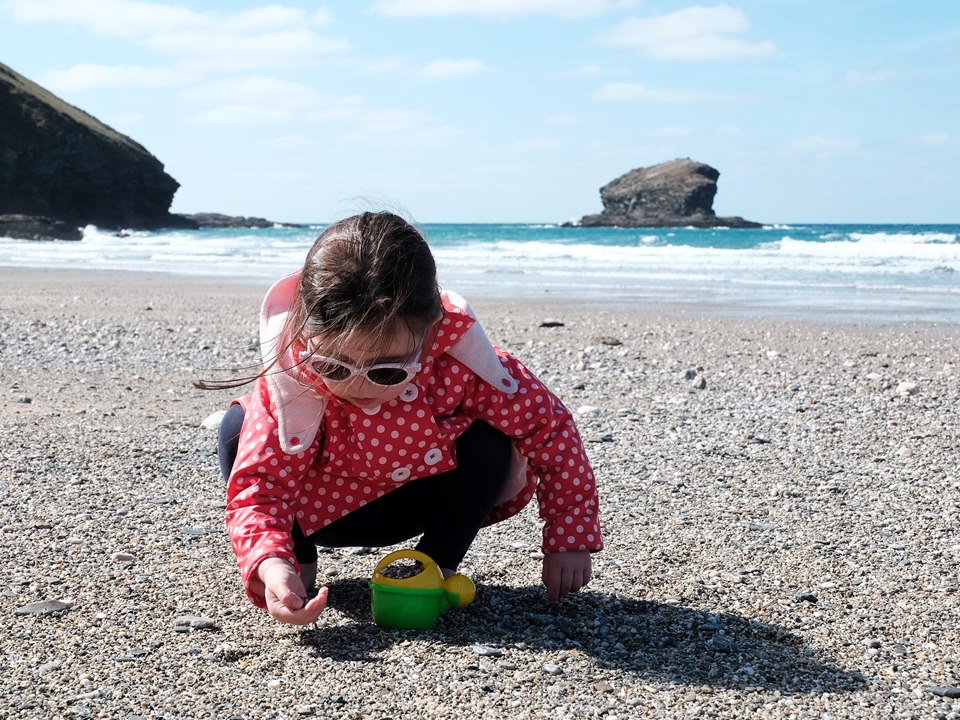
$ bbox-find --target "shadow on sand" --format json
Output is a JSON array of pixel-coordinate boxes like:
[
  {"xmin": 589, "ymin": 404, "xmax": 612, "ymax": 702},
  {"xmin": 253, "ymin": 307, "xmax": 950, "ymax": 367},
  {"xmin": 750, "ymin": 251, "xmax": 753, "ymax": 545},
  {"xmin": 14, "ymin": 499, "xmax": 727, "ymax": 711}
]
[{"xmin": 299, "ymin": 579, "xmax": 866, "ymax": 695}]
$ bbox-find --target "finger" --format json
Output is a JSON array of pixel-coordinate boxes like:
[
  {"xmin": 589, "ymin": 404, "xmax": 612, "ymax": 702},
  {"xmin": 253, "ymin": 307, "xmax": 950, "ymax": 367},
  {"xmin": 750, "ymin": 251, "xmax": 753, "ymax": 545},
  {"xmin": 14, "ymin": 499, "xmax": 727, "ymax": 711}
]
[
  {"xmin": 545, "ymin": 568, "xmax": 561, "ymax": 604},
  {"xmin": 280, "ymin": 588, "xmax": 306, "ymax": 611},
  {"xmin": 282, "ymin": 588, "xmax": 329, "ymax": 625}
]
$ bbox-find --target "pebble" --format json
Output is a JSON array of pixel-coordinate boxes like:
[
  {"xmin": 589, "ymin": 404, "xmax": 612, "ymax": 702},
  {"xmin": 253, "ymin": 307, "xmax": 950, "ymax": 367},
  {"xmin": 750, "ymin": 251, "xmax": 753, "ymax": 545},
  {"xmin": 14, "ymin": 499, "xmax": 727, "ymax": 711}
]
[
  {"xmin": 539, "ymin": 319, "xmax": 564, "ymax": 327},
  {"xmin": 112, "ymin": 552, "xmax": 136, "ymax": 563},
  {"xmin": 15, "ymin": 599, "xmax": 73, "ymax": 616},
  {"xmin": 201, "ymin": 409, "xmax": 227, "ymax": 429},
  {"xmin": 172, "ymin": 614, "xmax": 217, "ymax": 632},
  {"xmin": 471, "ymin": 644, "xmax": 503, "ymax": 657},
  {"xmin": 577, "ymin": 405, "xmax": 602, "ymax": 416},
  {"xmin": 928, "ymin": 686, "xmax": 960, "ymax": 699},
  {"xmin": 896, "ymin": 381, "xmax": 919, "ymax": 396},
  {"xmin": 543, "ymin": 663, "xmax": 563, "ymax": 675}
]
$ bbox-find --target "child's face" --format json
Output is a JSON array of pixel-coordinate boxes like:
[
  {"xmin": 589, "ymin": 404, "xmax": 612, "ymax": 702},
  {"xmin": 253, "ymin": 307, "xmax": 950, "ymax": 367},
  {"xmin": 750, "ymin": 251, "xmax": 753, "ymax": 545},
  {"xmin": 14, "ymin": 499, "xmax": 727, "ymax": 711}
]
[{"xmin": 307, "ymin": 322, "xmax": 425, "ymax": 409}]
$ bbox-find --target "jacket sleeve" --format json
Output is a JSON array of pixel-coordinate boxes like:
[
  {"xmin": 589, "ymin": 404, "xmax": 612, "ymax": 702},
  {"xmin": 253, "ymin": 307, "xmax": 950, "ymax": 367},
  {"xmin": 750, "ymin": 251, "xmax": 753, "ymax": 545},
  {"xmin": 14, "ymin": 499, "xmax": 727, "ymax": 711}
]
[
  {"xmin": 224, "ymin": 376, "xmax": 320, "ymax": 608},
  {"xmin": 458, "ymin": 351, "xmax": 603, "ymax": 554}
]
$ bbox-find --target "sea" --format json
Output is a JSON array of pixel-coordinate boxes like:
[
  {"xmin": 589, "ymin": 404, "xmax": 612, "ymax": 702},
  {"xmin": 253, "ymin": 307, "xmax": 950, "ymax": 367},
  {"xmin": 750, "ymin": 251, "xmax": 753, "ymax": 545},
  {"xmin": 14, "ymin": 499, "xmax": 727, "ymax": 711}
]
[{"xmin": 2, "ymin": 222, "xmax": 958, "ymax": 324}]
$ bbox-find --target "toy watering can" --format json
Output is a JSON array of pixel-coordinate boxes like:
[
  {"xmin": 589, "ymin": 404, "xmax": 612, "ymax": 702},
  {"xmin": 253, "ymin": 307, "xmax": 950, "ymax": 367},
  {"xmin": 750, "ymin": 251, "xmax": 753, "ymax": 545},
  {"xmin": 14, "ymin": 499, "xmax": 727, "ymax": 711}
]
[{"xmin": 369, "ymin": 549, "xmax": 475, "ymax": 630}]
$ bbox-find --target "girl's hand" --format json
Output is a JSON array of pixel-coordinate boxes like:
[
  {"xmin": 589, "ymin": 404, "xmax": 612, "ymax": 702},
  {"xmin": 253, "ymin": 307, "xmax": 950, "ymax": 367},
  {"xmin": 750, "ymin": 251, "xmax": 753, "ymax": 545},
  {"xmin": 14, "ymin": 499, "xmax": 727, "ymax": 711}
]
[
  {"xmin": 256, "ymin": 557, "xmax": 328, "ymax": 625},
  {"xmin": 542, "ymin": 550, "xmax": 592, "ymax": 603}
]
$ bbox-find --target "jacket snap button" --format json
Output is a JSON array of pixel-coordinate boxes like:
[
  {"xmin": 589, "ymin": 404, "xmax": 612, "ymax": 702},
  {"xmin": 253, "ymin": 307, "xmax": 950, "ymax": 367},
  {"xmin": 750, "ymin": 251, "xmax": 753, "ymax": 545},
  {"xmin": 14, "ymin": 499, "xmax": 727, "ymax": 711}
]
[
  {"xmin": 424, "ymin": 448, "xmax": 443, "ymax": 466},
  {"xmin": 400, "ymin": 384, "xmax": 419, "ymax": 401},
  {"xmin": 390, "ymin": 467, "xmax": 411, "ymax": 482}
]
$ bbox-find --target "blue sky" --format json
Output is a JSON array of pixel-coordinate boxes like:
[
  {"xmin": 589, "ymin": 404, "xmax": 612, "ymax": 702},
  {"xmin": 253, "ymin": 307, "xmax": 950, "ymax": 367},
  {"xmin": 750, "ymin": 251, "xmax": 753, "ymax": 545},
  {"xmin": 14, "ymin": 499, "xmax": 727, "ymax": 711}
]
[{"xmin": 2, "ymin": 0, "xmax": 958, "ymax": 223}]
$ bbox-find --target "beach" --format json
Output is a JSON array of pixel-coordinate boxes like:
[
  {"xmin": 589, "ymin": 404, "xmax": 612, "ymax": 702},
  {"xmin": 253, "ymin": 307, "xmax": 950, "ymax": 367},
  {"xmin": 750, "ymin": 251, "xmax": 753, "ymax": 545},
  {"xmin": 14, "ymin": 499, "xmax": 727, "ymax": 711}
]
[{"xmin": 1, "ymin": 267, "xmax": 958, "ymax": 720}]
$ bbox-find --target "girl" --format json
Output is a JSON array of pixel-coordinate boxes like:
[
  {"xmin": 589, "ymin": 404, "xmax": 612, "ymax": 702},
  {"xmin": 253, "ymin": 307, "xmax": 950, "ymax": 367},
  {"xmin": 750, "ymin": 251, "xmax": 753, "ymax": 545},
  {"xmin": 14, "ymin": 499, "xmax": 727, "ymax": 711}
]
[{"xmin": 212, "ymin": 212, "xmax": 602, "ymax": 626}]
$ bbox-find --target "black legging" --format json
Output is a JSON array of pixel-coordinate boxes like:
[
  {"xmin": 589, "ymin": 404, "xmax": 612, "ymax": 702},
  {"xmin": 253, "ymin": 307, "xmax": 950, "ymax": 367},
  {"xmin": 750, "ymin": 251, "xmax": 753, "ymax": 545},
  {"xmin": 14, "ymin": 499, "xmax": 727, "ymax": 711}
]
[{"xmin": 218, "ymin": 403, "xmax": 513, "ymax": 570}]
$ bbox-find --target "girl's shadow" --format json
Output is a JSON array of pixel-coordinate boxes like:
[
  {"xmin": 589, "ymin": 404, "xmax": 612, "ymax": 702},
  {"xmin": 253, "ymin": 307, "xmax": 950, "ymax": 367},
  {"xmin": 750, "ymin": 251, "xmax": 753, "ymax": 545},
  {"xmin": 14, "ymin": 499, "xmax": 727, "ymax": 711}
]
[{"xmin": 300, "ymin": 579, "xmax": 866, "ymax": 695}]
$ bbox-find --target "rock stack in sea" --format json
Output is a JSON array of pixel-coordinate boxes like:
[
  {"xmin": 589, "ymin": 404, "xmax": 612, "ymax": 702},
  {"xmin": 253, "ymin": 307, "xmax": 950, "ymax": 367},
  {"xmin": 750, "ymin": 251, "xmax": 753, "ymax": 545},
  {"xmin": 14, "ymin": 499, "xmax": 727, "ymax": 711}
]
[{"xmin": 571, "ymin": 158, "xmax": 761, "ymax": 229}]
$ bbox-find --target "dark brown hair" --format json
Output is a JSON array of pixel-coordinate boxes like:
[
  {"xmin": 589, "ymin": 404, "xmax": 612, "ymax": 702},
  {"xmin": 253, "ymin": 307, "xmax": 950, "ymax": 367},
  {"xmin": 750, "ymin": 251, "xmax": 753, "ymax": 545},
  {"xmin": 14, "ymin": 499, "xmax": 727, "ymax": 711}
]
[{"xmin": 195, "ymin": 211, "xmax": 441, "ymax": 390}]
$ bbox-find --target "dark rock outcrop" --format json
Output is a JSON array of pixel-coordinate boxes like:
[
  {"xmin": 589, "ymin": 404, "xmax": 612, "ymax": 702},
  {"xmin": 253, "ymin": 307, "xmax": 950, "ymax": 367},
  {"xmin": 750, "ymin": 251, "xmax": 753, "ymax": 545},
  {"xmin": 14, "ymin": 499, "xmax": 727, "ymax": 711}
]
[
  {"xmin": 176, "ymin": 213, "xmax": 302, "ymax": 229},
  {"xmin": 571, "ymin": 158, "xmax": 761, "ymax": 228},
  {"xmin": 0, "ymin": 214, "xmax": 83, "ymax": 241},
  {"xmin": 0, "ymin": 62, "xmax": 182, "ymax": 233}
]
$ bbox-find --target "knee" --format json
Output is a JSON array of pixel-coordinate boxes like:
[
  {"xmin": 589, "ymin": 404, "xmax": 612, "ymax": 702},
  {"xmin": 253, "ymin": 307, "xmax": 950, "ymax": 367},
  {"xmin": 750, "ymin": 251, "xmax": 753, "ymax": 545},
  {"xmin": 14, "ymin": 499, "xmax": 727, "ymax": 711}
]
[
  {"xmin": 217, "ymin": 404, "xmax": 246, "ymax": 481},
  {"xmin": 457, "ymin": 420, "xmax": 513, "ymax": 472}
]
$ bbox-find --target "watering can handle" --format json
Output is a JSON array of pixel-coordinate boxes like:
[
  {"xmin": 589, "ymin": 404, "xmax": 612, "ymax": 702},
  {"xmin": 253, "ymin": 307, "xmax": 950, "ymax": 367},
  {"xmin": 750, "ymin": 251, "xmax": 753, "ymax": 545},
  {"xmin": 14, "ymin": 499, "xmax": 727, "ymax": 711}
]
[{"xmin": 371, "ymin": 549, "xmax": 444, "ymax": 589}]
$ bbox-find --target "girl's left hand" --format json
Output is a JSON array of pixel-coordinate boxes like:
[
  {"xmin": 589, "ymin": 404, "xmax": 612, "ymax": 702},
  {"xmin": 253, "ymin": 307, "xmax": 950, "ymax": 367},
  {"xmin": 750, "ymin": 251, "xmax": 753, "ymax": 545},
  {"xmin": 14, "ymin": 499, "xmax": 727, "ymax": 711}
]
[{"xmin": 542, "ymin": 550, "xmax": 592, "ymax": 603}]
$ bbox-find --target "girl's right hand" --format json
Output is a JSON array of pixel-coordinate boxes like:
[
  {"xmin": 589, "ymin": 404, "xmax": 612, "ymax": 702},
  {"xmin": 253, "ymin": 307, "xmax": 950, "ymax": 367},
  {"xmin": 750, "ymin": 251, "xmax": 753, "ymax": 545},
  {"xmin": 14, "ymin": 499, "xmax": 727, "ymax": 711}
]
[{"xmin": 256, "ymin": 557, "xmax": 328, "ymax": 625}]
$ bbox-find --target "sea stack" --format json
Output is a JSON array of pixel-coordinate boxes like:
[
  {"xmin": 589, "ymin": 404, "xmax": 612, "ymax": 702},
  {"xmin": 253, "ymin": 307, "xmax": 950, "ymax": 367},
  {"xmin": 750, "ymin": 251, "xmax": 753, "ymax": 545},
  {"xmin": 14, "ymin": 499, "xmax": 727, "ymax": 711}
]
[
  {"xmin": 0, "ymin": 62, "xmax": 188, "ymax": 240},
  {"xmin": 572, "ymin": 158, "xmax": 761, "ymax": 229}
]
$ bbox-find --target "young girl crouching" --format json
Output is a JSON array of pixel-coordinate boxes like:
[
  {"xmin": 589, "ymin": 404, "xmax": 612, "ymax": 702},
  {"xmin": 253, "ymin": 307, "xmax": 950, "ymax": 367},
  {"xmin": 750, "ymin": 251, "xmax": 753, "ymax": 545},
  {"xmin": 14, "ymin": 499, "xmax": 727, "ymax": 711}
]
[{"xmin": 209, "ymin": 212, "xmax": 603, "ymax": 625}]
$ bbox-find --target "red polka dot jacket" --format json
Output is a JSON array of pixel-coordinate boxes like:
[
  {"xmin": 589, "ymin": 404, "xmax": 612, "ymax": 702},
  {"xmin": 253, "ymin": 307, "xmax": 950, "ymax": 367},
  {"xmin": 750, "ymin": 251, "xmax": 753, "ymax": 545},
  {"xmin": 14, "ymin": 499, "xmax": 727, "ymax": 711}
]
[{"xmin": 226, "ymin": 272, "xmax": 603, "ymax": 607}]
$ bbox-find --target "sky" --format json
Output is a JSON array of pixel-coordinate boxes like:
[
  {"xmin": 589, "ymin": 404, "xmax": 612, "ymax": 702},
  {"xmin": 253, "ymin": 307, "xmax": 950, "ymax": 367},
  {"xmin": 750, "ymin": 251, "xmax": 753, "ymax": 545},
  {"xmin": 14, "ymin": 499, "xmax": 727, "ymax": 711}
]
[{"xmin": 1, "ymin": 0, "xmax": 958, "ymax": 224}]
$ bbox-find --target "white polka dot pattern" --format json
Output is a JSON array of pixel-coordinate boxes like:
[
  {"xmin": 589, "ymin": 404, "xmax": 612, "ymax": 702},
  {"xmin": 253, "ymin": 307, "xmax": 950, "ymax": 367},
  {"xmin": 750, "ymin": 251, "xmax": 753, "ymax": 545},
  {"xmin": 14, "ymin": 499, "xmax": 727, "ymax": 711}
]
[{"xmin": 225, "ymin": 297, "xmax": 603, "ymax": 608}]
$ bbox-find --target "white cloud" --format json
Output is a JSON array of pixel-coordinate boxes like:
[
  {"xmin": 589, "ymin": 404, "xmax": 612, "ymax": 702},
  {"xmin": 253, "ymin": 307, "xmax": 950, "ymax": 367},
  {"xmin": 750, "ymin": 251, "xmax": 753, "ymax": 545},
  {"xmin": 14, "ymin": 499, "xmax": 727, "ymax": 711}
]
[
  {"xmin": 41, "ymin": 64, "xmax": 191, "ymax": 92},
  {"xmin": 598, "ymin": 5, "xmax": 776, "ymax": 61},
  {"xmin": 421, "ymin": 59, "xmax": 486, "ymax": 79},
  {"xmin": 373, "ymin": 0, "xmax": 611, "ymax": 18},
  {"xmin": 594, "ymin": 82, "xmax": 732, "ymax": 102},
  {"xmin": 505, "ymin": 137, "xmax": 565, "ymax": 152},
  {"xmin": 563, "ymin": 64, "xmax": 604, "ymax": 77},
  {"xmin": 844, "ymin": 68, "xmax": 902, "ymax": 85},
  {"xmin": 908, "ymin": 133, "xmax": 957, "ymax": 147},
  {"xmin": 3, "ymin": 0, "xmax": 348, "ymax": 70},
  {"xmin": 186, "ymin": 75, "xmax": 355, "ymax": 125},
  {"xmin": 184, "ymin": 74, "xmax": 462, "ymax": 149},
  {"xmin": 782, "ymin": 136, "xmax": 860, "ymax": 154},
  {"xmin": 363, "ymin": 57, "xmax": 410, "ymax": 73},
  {"xmin": 648, "ymin": 127, "xmax": 693, "ymax": 137}
]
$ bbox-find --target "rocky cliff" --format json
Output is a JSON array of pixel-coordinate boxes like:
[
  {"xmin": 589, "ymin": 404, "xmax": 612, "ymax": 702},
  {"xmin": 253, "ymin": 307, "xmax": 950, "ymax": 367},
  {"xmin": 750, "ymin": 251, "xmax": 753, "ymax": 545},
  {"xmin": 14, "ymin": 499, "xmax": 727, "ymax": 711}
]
[
  {"xmin": 572, "ymin": 158, "xmax": 761, "ymax": 228},
  {"xmin": 0, "ymin": 62, "xmax": 188, "ymax": 239}
]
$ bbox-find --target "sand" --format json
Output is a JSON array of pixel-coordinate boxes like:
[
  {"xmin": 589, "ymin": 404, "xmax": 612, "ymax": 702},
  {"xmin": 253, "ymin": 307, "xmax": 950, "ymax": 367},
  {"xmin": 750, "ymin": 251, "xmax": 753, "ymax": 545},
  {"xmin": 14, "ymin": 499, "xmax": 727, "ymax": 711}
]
[{"xmin": 1, "ymin": 267, "xmax": 958, "ymax": 719}]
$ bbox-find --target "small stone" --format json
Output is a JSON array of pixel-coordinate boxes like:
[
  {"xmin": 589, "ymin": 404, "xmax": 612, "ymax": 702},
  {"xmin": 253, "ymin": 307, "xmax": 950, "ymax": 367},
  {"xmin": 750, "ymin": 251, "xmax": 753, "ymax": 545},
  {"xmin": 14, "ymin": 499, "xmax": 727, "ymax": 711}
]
[
  {"xmin": 928, "ymin": 686, "xmax": 960, "ymax": 699},
  {"xmin": 18, "ymin": 395, "xmax": 32, "ymax": 403},
  {"xmin": 201, "ymin": 410, "xmax": 227, "ymax": 429},
  {"xmin": 540, "ymin": 319, "xmax": 565, "ymax": 328},
  {"xmin": 471, "ymin": 644, "xmax": 503, "ymax": 657},
  {"xmin": 38, "ymin": 661, "xmax": 61, "ymax": 674},
  {"xmin": 112, "ymin": 552, "xmax": 136, "ymax": 563},
  {"xmin": 597, "ymin": 336, "xmax": 622, "ymax": 346},
  {"xmin": 707, "ymin": 635, "xmax": 735, "ymax": 653},
  {"xmin": 15, "ymin": 599, "xmax": 73, "ymax": 616},
  {"xmin": 591, "ymin": 681, "xmax": 614, "ymax": 692},
  {"xmin": 794, "ymin": 593, "xmax": 818, "ymax": 604},
  {"xmin": 267, "ymin": 679, "xmax": 282, "ymax": 689},
  {"xmin": 577, "ymin": 405, "xmax": 602, "ymax": 416},
  {"xmin": 692, "ymin": 373, "xmax": 707, "ymax": 390},
  {"xmin": 896, "ymin": 381, "xmax": 918, "ymax": 396},
  {"xmin": 173, "ymin": 614, "xmax": 217, "ymax": 631},
  {"xmin": 543, "ymin": 663, "xmax": 563, "ymax": 675}
]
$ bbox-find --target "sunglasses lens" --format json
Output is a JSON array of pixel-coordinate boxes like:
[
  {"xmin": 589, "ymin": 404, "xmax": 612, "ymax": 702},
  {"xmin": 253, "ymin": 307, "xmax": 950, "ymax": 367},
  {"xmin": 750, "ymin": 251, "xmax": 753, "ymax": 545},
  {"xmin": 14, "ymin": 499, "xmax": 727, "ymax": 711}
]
[
  {"xmin": 312, "ymin": 360, "xmax": 352, "ymax": 381},
  {"xmin": 366, "ymin": 367, "xmax": 410, "ymax": 386}
]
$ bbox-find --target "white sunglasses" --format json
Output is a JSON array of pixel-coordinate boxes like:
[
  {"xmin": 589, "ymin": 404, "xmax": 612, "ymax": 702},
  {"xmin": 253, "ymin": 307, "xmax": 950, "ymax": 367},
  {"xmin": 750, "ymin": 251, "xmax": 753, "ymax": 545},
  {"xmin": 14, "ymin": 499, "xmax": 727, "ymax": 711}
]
[{"xmin": 299, "ymin": 339, "xmax": 422, "ymax": 387}]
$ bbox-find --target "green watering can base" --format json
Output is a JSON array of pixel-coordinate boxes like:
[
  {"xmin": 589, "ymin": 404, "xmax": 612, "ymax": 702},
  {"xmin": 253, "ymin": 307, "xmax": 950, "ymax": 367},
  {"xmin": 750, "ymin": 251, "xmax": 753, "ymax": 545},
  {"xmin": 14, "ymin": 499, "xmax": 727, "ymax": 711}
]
[{"xmin": 369, "ymin": 549, "xmax": 476, "ymax": 630}]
